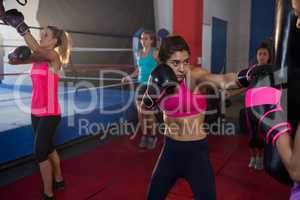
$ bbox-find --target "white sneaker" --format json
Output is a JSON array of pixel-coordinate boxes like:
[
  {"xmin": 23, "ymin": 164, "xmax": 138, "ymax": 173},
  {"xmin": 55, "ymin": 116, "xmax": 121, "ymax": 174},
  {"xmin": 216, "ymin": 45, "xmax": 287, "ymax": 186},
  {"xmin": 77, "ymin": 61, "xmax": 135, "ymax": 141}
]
[
  {"xmin": 248, "ymin": 156, "xmax": 256, "ymax": 168},
  {"xmin": 139, "ymin": 135, "xmax": 148, "ymax": 148}
]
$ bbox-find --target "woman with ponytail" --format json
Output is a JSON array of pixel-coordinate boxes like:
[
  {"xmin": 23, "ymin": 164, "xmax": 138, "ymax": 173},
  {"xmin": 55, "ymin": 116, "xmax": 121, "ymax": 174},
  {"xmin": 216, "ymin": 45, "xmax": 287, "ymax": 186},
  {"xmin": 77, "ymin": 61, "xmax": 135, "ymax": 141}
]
[{"xmin": 6, "ymin": 11, "xmax": 71, "ymax": 199}]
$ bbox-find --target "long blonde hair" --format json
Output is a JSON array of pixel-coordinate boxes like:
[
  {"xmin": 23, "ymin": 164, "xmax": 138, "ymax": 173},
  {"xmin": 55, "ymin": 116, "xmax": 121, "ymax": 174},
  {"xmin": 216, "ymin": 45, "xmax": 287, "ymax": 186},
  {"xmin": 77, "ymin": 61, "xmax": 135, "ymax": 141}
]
[{"xmin": 47, "ymin": 26, "xmax": 71, "ymax": 65}]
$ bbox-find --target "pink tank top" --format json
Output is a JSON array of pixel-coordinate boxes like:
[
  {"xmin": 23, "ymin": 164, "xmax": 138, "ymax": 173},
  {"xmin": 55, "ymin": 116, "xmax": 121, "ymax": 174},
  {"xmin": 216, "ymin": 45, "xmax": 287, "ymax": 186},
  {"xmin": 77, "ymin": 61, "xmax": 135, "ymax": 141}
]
[
  {"xmin": 159, "ymin": 81, "xmax": 207, "ymax": 118},
  {"xmin": 30, "ymin": 62, "xmax": 61, "ymax": 116}
]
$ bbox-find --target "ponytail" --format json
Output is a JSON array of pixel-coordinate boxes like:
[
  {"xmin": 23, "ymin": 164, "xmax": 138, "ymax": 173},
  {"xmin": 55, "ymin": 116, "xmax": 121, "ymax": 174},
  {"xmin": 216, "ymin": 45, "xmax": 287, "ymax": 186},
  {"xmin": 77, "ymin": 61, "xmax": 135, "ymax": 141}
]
[
  {"xmin": 57, "ymin": 30, "xmax": 71, "ymax": 64},
  {"xmin": 47, "ymin": 26, "xmax": 72, "ymax": 65}
]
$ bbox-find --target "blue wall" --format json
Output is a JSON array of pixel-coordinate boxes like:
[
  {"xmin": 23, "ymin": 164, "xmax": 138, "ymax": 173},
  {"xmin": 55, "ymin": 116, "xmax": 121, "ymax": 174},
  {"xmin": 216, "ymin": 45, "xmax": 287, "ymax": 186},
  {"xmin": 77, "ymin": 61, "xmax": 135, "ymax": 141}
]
[{"xmin": 249, "ymin": 0, "xmax": 275, "ymax": 60}]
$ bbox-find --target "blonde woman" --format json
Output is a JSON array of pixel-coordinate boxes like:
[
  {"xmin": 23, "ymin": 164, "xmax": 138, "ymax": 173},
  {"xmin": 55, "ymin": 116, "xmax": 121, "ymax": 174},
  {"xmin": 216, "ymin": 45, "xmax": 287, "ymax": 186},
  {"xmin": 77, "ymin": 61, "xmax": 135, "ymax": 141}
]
[{"xmin": 5, "ymin": 9, "xmax": 71, "ymax": 200}]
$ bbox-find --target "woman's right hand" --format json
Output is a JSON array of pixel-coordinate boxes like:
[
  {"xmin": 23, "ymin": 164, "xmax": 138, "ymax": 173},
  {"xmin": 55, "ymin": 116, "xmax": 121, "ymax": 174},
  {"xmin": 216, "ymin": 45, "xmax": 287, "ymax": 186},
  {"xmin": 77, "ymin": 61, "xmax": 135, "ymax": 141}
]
[{"xmin": 3, "ymin": 9, "xmax": 30, "ymax": 36}]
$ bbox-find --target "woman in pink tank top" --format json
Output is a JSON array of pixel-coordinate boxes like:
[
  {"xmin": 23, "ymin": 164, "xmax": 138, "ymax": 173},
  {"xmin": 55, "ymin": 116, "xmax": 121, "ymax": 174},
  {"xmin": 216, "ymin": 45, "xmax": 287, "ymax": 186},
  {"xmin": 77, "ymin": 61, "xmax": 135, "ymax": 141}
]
[{"xmin": 9, "ymin": 25, "xmax": 71, "ymax": 200}]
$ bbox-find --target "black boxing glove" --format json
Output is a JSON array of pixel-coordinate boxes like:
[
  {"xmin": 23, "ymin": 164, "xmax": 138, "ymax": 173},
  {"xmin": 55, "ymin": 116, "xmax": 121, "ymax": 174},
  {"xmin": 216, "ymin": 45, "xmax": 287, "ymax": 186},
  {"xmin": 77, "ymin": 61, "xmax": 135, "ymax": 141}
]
[
  {"xmin": 8, "ymin": 46, "xmax": 31, "ymax": 61},
  {"xmin": 3, "ymin": 9, "xmax": 30, "ymax": 36},
  {"xmin": 142, "ymin": 64, "xmax": 178, "ymax": 109}
]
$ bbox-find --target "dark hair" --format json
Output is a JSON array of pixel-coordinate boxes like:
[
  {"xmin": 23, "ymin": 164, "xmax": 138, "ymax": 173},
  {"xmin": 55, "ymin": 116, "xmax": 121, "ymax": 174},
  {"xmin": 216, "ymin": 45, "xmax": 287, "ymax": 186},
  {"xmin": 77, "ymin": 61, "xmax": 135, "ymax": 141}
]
[
  {"xmin": 158, "ymin": 36, "xmax": 190, "ymax": 63},
  {"xmin": 256, "ymin": 41, "xmax": 273, "ymax": 64}
]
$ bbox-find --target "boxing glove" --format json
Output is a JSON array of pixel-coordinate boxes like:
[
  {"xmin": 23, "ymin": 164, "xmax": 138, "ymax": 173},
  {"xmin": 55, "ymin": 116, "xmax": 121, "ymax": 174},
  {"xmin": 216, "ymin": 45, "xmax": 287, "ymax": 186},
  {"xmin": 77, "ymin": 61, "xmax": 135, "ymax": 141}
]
[
  {"xmin": 3, "ymin": 9, "xmax": 30, "ymax": 36},
  {"xmin": 8, "ymin": 46, "xmax": 31, "ymax": 61},
  {"xmin": 142, "ymin": 64, "xmax": 178, "ymax": 109},
  {"xmin": 236, "ymin": 64, "xmax": 275, "ymax": 88}
]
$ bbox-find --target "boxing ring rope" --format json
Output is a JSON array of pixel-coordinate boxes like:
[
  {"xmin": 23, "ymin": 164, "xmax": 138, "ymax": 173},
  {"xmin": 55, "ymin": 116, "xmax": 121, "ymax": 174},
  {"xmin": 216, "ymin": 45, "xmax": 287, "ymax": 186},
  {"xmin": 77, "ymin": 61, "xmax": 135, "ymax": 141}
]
[
  {"xmin": 0, "ymin": 72, "xmax": 136, "ymax": 84},
  {"xmin": 2, "ymin": 52, "xmax": 136, "ymax": 105},
  {"xmin": 1, "ymin": 44, "xmax": 136, "ymax": 73},
  {"xmin": 0, "ymin": 74, "xmax": 137, "ymax": 104},
  {"xmin": 1, "ymin": 45, "xmax": 133, "ymax": 52},
  {"xmin": 0, "ymin": 72, "xmax": 28, "ymax": 76},
  {"xmin": 72, "ymin": 47, "xmax": 132, "ymax": 52},
  {"xmin": 1, "ymin": 42, "xmax": 138, "ymax": 107},
  {"xmin": 0, "ymin": 22, "xmax": 133, "ymax": 38}
]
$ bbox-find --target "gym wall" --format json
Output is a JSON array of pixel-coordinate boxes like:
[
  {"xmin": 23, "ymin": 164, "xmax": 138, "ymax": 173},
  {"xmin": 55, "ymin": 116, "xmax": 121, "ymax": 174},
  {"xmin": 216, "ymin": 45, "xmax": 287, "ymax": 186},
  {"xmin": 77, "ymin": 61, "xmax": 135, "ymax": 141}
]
[
  {"xmin": 154, "ymin": 0, "xmax": 252, "ymax": 72},
  {"xmin": 202, "ymin": 0, "xmax": 251, "ymax": 72},
  {"xmin": 249, "ymin": 0, "xmax": 275, "ymax": 61}
]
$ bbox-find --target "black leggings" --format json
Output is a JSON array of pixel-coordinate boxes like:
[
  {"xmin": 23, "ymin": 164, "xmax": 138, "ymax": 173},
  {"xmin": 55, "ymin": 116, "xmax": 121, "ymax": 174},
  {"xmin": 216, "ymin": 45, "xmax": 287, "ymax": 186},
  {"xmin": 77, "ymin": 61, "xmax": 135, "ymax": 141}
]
[
  {"xmin": 147, "ymin": 137, "xmax": 216, "ymax": 200},
  {"xmin": 245, "ymin": 107, "xmax": 264, "ymax": 149},
  {"xmin": 31, "ymin": 114, "xmax": 61, "ymax": 163}
]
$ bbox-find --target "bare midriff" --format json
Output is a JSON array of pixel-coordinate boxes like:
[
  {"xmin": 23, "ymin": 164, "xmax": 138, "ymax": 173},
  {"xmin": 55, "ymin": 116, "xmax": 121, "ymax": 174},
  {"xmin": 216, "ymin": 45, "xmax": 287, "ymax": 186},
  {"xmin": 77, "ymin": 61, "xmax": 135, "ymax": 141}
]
[{"xmin": 163, "ymin": 113, "xmax": 207, "ymax": 141}]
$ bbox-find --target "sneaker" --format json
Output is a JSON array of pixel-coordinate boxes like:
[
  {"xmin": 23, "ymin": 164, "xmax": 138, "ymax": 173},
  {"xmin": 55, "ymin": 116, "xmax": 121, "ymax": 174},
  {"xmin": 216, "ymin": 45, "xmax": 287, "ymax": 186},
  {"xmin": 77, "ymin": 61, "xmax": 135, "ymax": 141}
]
[
  {"xmin": 53, "ymin": 180, "xmax": 65, "ymax": 191},
  {"xmin": 248, "ymin": 156, "xmax": 255, "ymax": 168},
  {"xmin": 147, "ymin": 136, "xmax": 158, "ymax": 150},
  {"xmin": 41, "ymin": 193, "xmax": 56, "ymax": 200},
  {"xmin": 139, "ymin": 135, "xmax": 148, "ymax": 148},
  {"xmin": 254, "ymin": 156, "xmax": 264, "ymax": 170}
]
